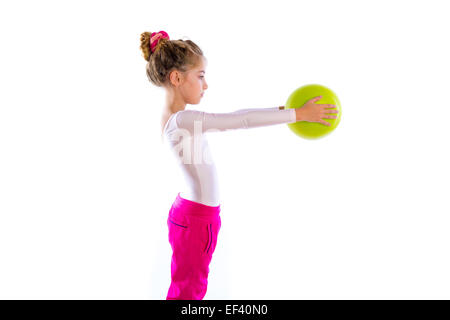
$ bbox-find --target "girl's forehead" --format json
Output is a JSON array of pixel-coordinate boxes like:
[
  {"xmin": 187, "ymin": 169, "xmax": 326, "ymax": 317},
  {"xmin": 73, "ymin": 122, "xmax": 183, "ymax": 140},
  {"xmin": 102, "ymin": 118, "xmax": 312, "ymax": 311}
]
[
  {"xmin": 197, "ymin": 57, "xmax": 207, "ymax": 69},
  {"xmin": 191, "ymin": 58, "xmax": 207, "ymax": 73}
]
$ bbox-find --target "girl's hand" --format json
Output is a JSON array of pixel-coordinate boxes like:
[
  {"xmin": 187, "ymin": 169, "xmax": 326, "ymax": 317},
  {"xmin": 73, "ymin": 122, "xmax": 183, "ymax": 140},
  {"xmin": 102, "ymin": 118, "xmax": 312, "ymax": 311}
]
[{"xmin": 295, "ymin": 96, "xmax": 339, "ymax": 126}]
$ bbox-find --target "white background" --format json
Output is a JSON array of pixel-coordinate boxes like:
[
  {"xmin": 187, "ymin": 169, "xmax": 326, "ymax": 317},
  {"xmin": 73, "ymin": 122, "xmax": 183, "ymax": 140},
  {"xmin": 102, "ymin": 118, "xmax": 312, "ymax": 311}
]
[{"xmin": 0, "ymin": 0, "xmax": 449, "ymax": 299}]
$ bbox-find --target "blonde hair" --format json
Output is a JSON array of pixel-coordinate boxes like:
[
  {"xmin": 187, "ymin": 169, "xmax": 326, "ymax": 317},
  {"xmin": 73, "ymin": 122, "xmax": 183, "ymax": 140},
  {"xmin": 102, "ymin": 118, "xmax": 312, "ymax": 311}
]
[{"xmin": 139, "ymin": 32, "xmax": 204, "ymax": 87}]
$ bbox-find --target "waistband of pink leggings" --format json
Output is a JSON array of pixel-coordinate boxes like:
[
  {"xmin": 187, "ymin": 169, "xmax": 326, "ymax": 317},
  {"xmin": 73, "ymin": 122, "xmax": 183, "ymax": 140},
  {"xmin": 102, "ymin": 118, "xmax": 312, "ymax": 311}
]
[{"xmin": 172, "ymin": 192, "xmax": 221, "ymax": 218}]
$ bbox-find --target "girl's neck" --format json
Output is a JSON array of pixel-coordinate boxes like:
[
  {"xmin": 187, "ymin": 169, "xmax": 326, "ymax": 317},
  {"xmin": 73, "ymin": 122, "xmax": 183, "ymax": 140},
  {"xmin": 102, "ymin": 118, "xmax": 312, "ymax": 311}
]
[{"xmin": 165, "ymin": 89, "xmax": 186, "ymax": 115}]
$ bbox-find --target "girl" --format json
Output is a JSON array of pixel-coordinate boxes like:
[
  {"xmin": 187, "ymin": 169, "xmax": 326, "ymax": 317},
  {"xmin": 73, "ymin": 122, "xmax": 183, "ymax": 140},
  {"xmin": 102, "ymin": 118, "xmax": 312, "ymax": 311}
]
[{"xmin": 139, "ymin": 30, "xmax": 338, "ymax": 300}]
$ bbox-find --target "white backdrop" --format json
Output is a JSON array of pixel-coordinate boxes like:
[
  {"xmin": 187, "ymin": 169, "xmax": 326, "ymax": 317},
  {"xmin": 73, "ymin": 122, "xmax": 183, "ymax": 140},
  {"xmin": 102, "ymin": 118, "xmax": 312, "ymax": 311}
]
[{"xmin": 1, "ymin": 0, "xmax": 449, "ymax": 299}]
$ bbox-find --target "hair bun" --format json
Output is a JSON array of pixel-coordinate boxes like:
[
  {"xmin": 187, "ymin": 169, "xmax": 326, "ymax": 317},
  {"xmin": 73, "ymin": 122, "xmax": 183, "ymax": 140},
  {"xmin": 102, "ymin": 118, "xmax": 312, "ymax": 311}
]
[{"xmin": 139, "ymin": 32, "xmax": 152, "ymax": 61}]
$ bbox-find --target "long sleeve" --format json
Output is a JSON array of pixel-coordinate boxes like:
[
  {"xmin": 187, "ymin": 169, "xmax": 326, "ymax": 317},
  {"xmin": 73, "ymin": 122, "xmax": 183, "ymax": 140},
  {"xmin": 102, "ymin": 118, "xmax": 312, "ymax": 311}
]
[{"xmin": 175, "ymin": 107, "xmax": 297, "ymax": 134}]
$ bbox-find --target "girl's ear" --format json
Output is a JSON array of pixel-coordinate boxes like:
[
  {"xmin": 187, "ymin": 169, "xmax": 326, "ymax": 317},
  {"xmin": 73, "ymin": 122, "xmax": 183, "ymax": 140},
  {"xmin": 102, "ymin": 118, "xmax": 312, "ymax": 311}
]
[{"xmin": 169, "ymin": 69, "xmax": 184, "ymax": 87}]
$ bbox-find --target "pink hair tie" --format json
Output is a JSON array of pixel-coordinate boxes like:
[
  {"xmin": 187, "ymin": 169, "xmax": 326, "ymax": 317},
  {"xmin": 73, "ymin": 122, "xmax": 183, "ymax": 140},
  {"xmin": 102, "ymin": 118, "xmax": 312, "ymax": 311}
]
[{"xmin": 150, "ymin": 31, "xmax": 170, "ymax": 53}]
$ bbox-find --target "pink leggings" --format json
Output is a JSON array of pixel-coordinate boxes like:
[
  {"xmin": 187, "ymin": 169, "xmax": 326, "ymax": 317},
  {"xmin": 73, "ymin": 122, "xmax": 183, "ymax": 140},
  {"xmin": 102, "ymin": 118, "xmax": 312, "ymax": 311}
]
[{"xmin": 166, "ymin": 192, "xmax": 222, "ymax": 300}]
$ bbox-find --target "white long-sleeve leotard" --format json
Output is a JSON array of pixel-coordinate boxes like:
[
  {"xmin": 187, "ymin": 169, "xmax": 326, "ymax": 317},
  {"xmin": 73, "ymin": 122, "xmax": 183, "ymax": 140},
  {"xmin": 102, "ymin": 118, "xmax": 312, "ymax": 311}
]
[{"xmin": 163, "ymin": 107, "xmax": 297, "ymax": 207}]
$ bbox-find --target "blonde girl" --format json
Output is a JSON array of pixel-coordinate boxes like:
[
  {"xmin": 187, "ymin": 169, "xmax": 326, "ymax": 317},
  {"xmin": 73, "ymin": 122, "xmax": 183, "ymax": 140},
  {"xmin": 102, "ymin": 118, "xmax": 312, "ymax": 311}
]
[{"xmin": 140, "ymin": 30, "xmax": 338, "ymax": 300}]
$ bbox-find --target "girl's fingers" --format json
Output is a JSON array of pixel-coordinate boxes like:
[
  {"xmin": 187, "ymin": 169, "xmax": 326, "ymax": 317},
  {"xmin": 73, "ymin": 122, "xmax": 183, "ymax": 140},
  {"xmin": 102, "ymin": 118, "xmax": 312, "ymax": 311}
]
[
  {"xmin": 323, "ymin": 104, "xmax": 338, "ymax": 108},
  {"xmin": 324, "ymin": 115, "xmax": 337, "ymax": 119},
  {"xmin": 320, "ymin": 120, "xmax": 331, "ymax": 126}
]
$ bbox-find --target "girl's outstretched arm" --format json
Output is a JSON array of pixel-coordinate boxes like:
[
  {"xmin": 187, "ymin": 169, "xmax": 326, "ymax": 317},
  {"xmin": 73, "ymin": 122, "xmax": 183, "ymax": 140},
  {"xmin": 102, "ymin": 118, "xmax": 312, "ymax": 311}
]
[
  {"xmin": 173, "ymin": 97, "xmax": 338, "ymax": 134},
  {"xmin": 174, "ymin": 106, "xmax": 297, "ymax": 134}
]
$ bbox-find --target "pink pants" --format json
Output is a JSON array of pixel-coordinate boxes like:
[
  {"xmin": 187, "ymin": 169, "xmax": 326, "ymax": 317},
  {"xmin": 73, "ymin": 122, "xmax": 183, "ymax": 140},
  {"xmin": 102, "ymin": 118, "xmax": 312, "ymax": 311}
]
[{"xmin": 166, "ymin": 192, "xmax": 222, "ymax": 300}]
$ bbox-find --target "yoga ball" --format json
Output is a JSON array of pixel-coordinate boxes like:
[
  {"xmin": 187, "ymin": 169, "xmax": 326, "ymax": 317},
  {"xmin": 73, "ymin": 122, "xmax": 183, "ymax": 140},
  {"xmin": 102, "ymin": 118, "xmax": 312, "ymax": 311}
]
[{"xmin": 285, "ymin": 84, "xmax": 342, "ymax": 139}]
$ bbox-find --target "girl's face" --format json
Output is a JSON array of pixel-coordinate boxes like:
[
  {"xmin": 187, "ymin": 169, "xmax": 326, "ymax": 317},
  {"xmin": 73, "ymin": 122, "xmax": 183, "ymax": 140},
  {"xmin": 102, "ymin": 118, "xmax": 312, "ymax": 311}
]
[{"xmin": 179, "ymin": 57, "xmax": 208, "ymax": 105}]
